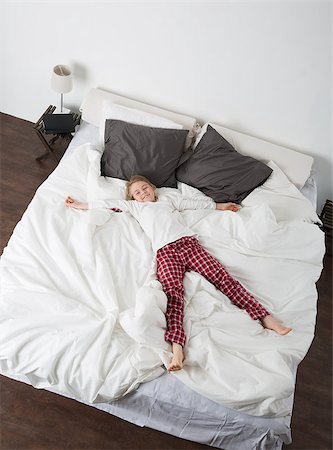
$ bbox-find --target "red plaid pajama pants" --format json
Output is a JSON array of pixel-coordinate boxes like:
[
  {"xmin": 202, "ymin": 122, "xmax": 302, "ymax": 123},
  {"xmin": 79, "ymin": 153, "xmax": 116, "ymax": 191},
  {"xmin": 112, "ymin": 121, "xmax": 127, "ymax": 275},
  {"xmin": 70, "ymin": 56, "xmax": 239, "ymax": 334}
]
[{"xmin": 156, "ymin": 236, "xmax": 269, "ymax": 347}]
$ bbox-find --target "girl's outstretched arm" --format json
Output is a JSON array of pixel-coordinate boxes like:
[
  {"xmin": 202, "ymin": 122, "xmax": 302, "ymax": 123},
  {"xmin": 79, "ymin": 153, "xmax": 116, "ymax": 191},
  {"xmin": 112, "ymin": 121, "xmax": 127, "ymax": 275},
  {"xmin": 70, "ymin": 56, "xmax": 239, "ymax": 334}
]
[
  {"xmin": 174, "ymin": 198, "xmax": 240, "ymax": 213},
  {"xmin": 65, "ymin": 196, "xmax": 88, "ymax": 210}
]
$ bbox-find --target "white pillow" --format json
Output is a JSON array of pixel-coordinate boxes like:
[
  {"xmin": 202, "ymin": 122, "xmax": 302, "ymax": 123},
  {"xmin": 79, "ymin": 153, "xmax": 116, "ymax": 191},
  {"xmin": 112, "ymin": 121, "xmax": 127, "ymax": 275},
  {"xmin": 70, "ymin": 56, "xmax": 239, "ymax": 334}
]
[
  {"xmin": 99, "ymin": 101, "xmax": 184, "ymax": 147},
  {"xmin": 195, "ymin": 123, "xmax": 313, "ymax": 189},
  {"xmin": 242, "ymin": 161, "xmax": 319, "ymax": 223}
]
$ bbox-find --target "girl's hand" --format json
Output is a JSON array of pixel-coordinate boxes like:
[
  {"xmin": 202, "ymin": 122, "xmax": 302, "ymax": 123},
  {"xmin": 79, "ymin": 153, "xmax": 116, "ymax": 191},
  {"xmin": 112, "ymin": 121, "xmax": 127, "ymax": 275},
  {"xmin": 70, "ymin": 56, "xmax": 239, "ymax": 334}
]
[
  {"xmin": 65, "ymin": 196, "xmax": 88, "ymax": 210},
  {"xmin": 216, "ymin": 202, "xmax": 241, "ymax": 212}
]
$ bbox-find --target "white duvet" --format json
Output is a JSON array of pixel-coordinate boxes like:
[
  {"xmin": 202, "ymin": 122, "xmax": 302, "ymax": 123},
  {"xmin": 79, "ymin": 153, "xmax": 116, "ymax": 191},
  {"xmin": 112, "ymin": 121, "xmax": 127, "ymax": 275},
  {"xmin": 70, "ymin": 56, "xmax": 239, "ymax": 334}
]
[{"xmin": 0, "ymin": 144, "xmax": 325, "ymax": 417}]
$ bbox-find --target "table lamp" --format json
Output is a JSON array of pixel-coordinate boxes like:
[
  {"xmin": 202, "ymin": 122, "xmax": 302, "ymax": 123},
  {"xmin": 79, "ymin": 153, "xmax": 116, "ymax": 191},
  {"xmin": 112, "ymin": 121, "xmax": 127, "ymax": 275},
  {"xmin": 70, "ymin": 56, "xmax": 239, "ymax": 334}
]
[{"xmin": 51, "ymin": 65, "xmax": 73, "ymax": 113}]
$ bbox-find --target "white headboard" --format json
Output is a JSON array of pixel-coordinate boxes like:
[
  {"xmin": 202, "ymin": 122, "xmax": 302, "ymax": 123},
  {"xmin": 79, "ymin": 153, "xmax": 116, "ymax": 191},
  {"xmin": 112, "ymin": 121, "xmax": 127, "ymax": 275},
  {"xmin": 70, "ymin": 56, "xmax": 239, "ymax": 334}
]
[
  {"xmin": 79, "ymin": 87, "xmax": 314, "ymax": 189},
  {"xmin": 80, "ymin": 87, "xmax": 197, "ymax": 130}
]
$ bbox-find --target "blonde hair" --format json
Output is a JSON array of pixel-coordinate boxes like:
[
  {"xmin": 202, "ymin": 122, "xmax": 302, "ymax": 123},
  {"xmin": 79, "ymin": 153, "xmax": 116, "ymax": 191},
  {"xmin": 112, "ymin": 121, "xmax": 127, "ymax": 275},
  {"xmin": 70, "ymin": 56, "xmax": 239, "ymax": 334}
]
[{"xmin": 125, "ymin": 175, "xmax": 158, "ymax": 201}]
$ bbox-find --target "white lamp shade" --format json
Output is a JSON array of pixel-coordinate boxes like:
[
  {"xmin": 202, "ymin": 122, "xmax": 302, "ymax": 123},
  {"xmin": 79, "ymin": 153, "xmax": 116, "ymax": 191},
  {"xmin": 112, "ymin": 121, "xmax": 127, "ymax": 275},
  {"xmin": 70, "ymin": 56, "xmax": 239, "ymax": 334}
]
[{"xmin": 51, "ymin": 65, "xmax": 73, "ymax": 94}]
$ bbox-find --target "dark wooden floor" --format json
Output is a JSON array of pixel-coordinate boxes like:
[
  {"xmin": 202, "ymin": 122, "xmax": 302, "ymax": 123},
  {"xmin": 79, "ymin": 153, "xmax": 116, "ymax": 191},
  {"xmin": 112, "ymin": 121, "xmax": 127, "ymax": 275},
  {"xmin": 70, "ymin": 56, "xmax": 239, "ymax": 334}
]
[{"xmin": 0, "ymin": 112, "xmax": 332, "ymax": 450}]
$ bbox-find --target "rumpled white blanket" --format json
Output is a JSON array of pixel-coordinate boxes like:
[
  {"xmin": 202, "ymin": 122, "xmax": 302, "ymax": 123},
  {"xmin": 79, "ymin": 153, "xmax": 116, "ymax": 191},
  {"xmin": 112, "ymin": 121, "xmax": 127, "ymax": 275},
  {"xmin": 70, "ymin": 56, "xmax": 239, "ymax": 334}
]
[{"xmin": 0, "ymin": 144, "xmax": 324, "ymax": 417}]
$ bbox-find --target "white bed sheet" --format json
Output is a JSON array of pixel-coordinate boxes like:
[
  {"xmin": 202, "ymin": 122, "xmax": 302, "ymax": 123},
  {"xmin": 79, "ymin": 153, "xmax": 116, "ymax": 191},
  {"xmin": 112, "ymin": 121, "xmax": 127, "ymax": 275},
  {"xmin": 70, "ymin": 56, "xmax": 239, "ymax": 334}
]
[{"xmin": 0, "ymin": 122, "xmax": 325, "ymax": 449}]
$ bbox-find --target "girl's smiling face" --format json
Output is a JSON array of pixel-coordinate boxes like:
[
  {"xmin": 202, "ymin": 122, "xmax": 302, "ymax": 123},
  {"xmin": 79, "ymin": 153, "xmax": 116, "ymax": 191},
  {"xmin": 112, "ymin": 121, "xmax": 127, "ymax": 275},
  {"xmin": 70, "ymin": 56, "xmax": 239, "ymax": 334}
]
[{"xmin": 129, "ymin": 181, "xmax": 156, "ymax": 202}]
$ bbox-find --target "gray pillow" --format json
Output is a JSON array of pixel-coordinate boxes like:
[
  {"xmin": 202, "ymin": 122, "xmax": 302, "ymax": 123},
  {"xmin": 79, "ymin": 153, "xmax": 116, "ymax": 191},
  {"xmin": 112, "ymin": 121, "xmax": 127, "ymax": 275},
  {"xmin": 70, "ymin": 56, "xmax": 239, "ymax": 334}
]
[
  {"xmin": 101, "ymin": 120, "xmax": 188, "ymax": 188},
  {"xmin": 176, "ymin": 125, "xmax": 273, "ymax": 203}
]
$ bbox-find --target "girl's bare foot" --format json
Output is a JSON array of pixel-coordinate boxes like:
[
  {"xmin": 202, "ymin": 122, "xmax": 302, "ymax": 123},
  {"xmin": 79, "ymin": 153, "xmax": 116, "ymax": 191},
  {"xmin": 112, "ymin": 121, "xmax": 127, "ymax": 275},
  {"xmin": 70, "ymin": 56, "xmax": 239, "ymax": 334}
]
[
  {"xmin": 261, "ymin": 315, "xmax": 292, "ymax": 335},
  {"xmin": 168, "ymin": 343, "xmax": 184, "ymax": 372}
]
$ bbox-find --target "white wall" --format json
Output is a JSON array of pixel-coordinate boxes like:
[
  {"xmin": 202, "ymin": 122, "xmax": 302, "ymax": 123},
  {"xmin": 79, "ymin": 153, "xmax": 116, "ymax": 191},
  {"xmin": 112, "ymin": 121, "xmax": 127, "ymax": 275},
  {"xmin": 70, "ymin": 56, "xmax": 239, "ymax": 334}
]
[{"xmin": 1, "ymin": 1, "xmax": 331, "ymax": 212}]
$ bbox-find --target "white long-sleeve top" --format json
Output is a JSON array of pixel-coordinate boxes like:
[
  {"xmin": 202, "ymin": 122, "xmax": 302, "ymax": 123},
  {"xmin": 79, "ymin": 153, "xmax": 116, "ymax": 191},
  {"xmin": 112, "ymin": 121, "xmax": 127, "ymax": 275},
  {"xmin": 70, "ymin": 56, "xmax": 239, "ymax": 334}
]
[{"xmin": 89, "ymin": 195, "xmax": 216, "ymax": 252}]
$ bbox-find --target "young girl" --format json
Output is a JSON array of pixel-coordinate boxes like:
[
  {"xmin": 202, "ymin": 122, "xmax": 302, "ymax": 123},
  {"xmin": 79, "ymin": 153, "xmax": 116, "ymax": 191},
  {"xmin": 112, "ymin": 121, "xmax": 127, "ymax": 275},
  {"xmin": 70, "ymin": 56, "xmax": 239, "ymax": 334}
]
[{"xmin": 65, "ymin": 175, "xmax": 292, "ymax": 372}]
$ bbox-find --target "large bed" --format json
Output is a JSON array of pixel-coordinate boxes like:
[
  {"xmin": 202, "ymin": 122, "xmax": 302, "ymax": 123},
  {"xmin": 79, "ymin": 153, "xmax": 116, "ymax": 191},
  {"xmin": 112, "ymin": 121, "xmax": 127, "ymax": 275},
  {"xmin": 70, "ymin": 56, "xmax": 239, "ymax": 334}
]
[{"xmin": 0, "ymin": 88, "xmax": 325, "ymax": 449}]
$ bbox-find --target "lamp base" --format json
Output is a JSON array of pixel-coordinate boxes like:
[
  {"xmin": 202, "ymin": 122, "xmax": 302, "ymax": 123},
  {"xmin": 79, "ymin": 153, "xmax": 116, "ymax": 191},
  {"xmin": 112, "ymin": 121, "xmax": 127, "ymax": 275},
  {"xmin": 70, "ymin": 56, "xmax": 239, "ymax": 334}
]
[{"xmin": 55, "ymin": 107, "xmax": 71, "ymax": 114}]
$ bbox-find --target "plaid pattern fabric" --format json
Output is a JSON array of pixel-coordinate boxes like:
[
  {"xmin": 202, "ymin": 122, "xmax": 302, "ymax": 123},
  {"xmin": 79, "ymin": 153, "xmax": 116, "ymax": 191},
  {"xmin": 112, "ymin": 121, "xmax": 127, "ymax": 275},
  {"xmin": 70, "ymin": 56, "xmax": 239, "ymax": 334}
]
[
  {"xmin": 156, "ymin": 236, "xmax": 269, "ymax": 347},
  {"xmin": 110, "ymin": 208, "xmax": 123, "ymax": 213}
]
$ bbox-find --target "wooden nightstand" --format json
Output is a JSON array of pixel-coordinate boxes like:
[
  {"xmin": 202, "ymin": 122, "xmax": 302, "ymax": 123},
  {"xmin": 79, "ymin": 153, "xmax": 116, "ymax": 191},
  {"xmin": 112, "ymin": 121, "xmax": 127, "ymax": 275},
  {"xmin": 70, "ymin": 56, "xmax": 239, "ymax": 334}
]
[{"xmin": 33, "ymin": 105, "xmax": 81, "ymax": 161}]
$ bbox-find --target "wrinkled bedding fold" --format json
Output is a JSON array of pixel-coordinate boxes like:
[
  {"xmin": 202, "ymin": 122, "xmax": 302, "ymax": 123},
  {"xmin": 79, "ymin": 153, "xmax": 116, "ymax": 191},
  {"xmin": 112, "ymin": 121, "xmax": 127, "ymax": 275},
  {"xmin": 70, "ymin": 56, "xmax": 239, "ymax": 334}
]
[{"xmin": 0, "ymin": 144, "xmax": 324, "ymax": 418}]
